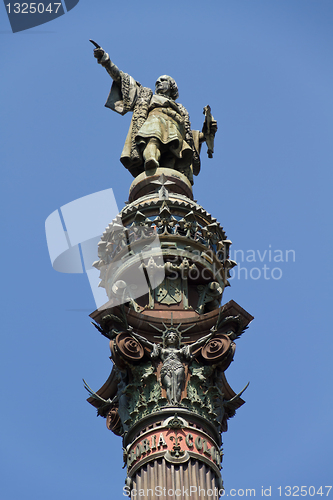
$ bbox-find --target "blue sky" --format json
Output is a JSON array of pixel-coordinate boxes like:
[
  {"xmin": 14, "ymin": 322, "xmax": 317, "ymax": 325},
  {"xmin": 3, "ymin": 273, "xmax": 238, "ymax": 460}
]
[{"xmin": 1, "ymin": 1, "xmax": 333, "ymax": 498}]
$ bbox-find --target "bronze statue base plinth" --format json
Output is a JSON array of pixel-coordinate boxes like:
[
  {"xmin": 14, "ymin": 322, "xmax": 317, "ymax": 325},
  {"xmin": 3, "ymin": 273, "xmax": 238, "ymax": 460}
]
[{"xmin": 128, "ymin": 168, "xmax": 193, "ymax": 202}]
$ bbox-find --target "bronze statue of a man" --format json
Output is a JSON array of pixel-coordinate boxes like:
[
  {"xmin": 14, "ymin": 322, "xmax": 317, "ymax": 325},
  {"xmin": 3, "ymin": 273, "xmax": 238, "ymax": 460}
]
[{"xmin": 92, "ymin": 42, "xmax": 217, "ymax": 184}]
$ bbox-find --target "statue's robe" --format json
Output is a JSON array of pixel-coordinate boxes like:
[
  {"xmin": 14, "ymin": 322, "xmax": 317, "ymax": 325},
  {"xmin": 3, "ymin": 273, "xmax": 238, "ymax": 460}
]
[{"xmin": 105, "ymin": 72, "xmax": 201, "ymax": 183}]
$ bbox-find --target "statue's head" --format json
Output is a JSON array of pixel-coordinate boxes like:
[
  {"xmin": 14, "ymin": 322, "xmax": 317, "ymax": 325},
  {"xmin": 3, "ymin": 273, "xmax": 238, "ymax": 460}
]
[
  {"xmin": 155, "ymin": 75, "xmax": 179, "ymax": 100},
  {"xmin": 164, "ymin": 330, "xmax": 180, "ymax": 347}
]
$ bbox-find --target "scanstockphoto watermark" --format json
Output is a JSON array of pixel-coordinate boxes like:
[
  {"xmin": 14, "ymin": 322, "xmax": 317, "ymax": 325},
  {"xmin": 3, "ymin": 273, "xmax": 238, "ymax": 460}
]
[
  {"xmin": 228, "ymin": 246, "xmax": 296, "ymax": 281},
  {"xmin": 123, "ymin": 485, "xmax": 227, "ymax": 498},
  {"xmin": 123, "ymin": 485, "xmax": 332, "ymax": 497}
]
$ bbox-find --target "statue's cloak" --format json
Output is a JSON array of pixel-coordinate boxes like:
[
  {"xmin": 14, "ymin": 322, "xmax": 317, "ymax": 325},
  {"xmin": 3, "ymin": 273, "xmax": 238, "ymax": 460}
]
[{"xmin": 105, "ymin": 72, "xmax": 201, "ymax": 181}]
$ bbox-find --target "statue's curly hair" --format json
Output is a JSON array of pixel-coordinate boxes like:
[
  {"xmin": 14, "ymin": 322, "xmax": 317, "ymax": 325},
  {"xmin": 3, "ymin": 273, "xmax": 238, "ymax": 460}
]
[{"xmin": 167, "ymin": 76, "xmax": 179, "ymax": 100}]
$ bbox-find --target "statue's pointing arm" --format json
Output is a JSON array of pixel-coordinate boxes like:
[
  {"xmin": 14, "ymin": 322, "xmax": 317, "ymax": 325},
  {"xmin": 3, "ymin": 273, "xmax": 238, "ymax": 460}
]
[
  {"xmin": 91, "ymin": 42, "xmax": 138, "ymax": 115},
  {"xmin": 93, "ymin": 46, "xmax": 121, "ymax": 84}
]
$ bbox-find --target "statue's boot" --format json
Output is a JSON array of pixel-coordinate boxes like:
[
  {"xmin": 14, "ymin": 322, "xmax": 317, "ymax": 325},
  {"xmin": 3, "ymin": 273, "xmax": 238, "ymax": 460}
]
[{"xmin": 143, "ymin": 138, "xmax": 161, "ymax": 170}]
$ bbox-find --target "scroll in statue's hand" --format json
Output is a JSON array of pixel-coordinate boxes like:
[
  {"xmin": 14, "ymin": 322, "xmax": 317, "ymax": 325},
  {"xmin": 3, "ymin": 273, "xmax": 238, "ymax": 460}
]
[{"xmin": 210, "ymin": 120, "xmax": 218, "ymax": 135}]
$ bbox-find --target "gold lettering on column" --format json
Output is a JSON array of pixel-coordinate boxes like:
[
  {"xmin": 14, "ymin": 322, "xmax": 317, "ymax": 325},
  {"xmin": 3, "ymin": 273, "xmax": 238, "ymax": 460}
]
[
  {"xmin": 157, "ymin": 433, "xmax": 167, "ymax": 449},
  {"xmin": 142, "ymin": 438, "xmax": 151, "ymax": 453},
  {"xmin": 203, "ymin": 439, "xmax": 211, "ymax": 456},
  {"xmin": 136, "ymin": 444, "xmax": 142, "ymax": 459},
  {"xmin": 185, "ymin": 433, "xmax": 194, "ymax": 448},
  {"xmin": 127, "ymin": 448, "xmax": 136, "ymax": 467},
  {"xmin": 195, "ymin": 436, "xmax": 203, "ymax": 451}
]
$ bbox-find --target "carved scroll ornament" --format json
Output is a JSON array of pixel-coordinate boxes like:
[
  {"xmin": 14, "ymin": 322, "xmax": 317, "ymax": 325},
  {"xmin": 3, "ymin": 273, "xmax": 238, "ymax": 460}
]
[
  {"xmin": 106, "ymin": 407, "xmax": 122, "ymax": 436},
  {"xmin": 115, "ymin": 332, "xmax": 145, "ymax": 363},
  {"xmin": 197, "ymin": 334, "xmax": 235, "ymax": 371}
]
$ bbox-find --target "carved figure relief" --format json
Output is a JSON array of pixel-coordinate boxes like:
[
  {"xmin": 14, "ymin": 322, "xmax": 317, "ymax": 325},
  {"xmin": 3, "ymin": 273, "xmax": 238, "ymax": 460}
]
[
  {"xmin": 196, "ymin": 281, "xmax": 223, "ymax": 314},
  {"xmin": 130, "ymin": 324, "xmax": 215, "ymax": 405}
]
